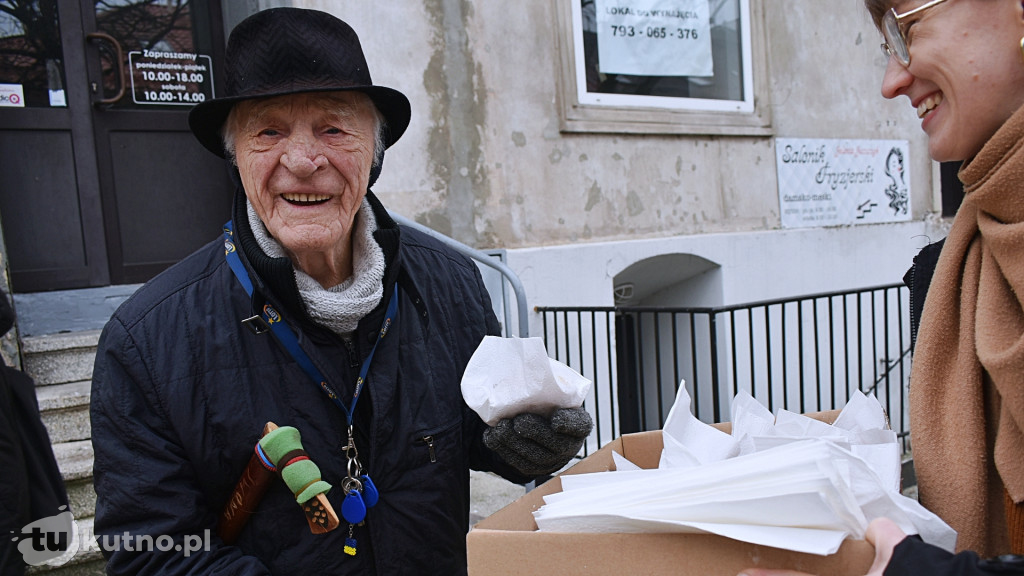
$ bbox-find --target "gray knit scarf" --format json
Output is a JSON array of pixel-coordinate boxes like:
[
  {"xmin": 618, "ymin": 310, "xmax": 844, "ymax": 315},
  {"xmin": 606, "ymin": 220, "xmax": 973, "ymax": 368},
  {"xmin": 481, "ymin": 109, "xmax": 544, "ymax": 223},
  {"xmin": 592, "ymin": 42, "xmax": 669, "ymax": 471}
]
[{"xmin": 247, "ymin": 199, "xmax": 386, "ymax": 335}]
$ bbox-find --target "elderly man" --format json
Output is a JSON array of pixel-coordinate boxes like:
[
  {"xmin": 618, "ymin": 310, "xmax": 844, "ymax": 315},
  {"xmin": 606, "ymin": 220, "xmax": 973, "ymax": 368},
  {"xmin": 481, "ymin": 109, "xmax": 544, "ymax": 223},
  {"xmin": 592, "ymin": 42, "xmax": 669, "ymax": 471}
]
[{"xmin": 90, "ymin": 8, "xmax": 591, "ymax": 575}]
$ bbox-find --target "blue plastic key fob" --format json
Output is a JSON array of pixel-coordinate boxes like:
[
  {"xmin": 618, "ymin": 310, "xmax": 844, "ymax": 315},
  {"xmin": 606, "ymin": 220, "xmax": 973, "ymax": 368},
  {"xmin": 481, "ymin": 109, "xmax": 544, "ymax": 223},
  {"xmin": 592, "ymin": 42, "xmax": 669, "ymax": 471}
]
[
  {"xmin": 342, "ymin": 490, "xmax": 367, "ymax": 524},
  {"xmin": 361, "ymin": 475, "xmax": 379, "ymax": 508}
]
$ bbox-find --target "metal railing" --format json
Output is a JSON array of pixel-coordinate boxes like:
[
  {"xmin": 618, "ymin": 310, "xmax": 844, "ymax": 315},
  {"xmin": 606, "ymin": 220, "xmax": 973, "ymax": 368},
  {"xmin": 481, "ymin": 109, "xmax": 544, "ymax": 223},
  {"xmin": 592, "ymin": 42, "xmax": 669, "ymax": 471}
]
[
  {"xmin": 388, "ymin": 211, "xmax": 529, "ymax": 337},
  {"xmin": 537, "ymin": 283, "xmax": 912, "ymax": 456}
]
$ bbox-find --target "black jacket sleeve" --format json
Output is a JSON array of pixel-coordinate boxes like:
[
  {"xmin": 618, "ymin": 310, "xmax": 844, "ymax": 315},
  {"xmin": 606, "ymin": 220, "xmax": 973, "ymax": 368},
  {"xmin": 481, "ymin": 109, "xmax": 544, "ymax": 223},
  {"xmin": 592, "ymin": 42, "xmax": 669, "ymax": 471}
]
[
  {"xmin": 91, "ymin": 318, "xmax": 271, "ymax": 576},
  {"xmin": 0, "ymin": 288, "xmax": 68, "ymax": 576},
  {"xmin": 886, "ymin": 537, "xmax": 1024, "ymax": 576},
  {"xmin": 0, "ymin": 367, "xmax": 31, "ymax": 576},
  {"xmin": 903, "ymin": 238, "xmax": 945, "ymax": 350}
]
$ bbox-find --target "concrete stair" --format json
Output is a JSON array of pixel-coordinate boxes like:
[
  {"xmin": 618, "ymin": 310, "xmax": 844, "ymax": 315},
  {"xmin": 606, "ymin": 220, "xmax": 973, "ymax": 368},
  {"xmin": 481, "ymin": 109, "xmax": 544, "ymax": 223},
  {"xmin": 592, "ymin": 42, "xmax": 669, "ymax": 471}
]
[
  {"xmin": 22, "ymin": 331, "xmax": 102, "ymax": 387},
  {"xmin": 37, "ymin": 382, "xmax": 91, "ymax": 444},
  {"xmin": 21, "ymin": 331, "xmax": 105, "ymax": 575}
]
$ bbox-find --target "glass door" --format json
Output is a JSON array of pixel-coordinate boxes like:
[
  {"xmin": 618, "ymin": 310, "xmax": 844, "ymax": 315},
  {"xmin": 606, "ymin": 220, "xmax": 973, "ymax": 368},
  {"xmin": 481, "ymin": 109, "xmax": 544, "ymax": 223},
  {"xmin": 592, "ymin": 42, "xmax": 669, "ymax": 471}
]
[
  {"xmin": 85, "ymin": 0, "xmax": 231, "ymax": 286},
  {"xmin": 0, "ymin": 0, "xmax": 109, "ymax": 291},
  {"xmin": 0, "ymin": 0, "xmax": 231, "ymax": 292}
]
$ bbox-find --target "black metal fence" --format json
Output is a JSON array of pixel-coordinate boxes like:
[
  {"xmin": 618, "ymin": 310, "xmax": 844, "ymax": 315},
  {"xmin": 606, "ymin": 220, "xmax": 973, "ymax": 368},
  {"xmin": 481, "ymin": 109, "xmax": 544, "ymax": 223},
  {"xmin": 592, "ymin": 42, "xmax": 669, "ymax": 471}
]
[{"xmin": 537, "ymin": 283, "xmax": 912, "ymax": 456}]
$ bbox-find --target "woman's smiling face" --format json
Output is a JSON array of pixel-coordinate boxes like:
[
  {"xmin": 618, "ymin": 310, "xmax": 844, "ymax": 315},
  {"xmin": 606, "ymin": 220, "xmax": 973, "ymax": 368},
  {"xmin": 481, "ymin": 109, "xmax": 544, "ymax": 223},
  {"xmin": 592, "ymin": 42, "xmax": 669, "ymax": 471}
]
[{"xmin": 880, "ymin": 0, "xmax": 1024, "ymax": 162}]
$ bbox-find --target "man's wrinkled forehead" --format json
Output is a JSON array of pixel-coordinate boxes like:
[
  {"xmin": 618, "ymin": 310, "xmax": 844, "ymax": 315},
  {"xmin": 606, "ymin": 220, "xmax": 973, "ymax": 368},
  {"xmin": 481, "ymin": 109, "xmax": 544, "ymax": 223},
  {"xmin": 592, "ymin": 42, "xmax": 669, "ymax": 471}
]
[{"xmin": 238, "ymin": 91, "xmax": 375, "ymax": 122}]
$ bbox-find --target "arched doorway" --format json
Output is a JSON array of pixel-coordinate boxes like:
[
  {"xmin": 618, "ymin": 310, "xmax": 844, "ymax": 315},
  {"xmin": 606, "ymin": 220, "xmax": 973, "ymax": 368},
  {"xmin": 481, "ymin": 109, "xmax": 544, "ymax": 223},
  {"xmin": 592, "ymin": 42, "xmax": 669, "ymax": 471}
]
[{"xmin": 612, "ymin": 253, "xmax": 723, "ymax": 432}]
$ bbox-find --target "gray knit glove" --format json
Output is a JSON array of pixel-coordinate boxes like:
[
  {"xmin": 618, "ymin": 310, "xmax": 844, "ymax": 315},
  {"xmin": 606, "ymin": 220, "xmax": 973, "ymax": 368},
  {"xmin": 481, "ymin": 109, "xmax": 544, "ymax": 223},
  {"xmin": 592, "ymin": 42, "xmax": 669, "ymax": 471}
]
[{"xmin": 483, "ymin": 407, "xmax": 593, "ymax": 477}]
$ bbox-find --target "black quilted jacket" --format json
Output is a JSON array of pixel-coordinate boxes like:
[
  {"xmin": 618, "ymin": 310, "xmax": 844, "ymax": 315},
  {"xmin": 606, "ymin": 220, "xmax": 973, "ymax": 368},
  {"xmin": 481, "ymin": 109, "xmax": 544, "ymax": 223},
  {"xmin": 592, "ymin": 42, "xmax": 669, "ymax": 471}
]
[{"xmin": 91, "ymin": 189, "xmax": 528, "ymax": 575}]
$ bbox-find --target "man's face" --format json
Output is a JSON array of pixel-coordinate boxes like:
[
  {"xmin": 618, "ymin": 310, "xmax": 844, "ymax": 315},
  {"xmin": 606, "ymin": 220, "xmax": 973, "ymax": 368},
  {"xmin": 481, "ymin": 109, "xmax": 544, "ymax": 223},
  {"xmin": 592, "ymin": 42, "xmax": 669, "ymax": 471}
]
[{"xmin": 232, "ymin": 91, "xmax": 378, "ymax": 266}]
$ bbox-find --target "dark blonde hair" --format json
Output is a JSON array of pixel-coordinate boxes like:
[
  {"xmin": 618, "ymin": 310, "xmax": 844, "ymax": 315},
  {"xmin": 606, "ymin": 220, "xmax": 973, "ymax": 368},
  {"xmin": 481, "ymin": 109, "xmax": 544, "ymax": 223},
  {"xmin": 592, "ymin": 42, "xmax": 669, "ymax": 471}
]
[{"xmin": 863, "ymin": 0, "xmax": 891, "ymax": 30}]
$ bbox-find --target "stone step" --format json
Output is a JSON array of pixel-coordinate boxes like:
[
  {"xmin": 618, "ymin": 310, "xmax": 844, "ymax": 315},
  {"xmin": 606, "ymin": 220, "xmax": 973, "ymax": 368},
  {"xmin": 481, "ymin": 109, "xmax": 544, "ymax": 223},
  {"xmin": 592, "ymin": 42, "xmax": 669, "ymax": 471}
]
[
  {"xmin": 21, "ymin": 331, "xmax": 101, "ymax": 386},
  {"xmin": 12, "ymin": 285, "xmax": 138, "ymax": 340},
  {"xmin": 64, "ymin": 476, "xmax": 97, "ymax": 521},
  {"xmin": 38, "ymin": 381, "xmax": 91, "ymax": 444},
  {"xmin": 26, "ymin": 554, "xmax": 105, "ymax": 576},
  {"xmin": 53, "ymin": 440, "xmax": 95, "ymax": 519}
]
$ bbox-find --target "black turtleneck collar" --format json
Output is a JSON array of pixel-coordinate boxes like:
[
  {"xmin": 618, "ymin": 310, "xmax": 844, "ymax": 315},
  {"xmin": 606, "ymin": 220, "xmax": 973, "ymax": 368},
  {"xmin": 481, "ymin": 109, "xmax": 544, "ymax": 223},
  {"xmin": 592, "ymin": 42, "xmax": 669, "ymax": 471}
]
[{"xmin": 230, "ymin": 179, "xmax": 403, "ymax": 327}]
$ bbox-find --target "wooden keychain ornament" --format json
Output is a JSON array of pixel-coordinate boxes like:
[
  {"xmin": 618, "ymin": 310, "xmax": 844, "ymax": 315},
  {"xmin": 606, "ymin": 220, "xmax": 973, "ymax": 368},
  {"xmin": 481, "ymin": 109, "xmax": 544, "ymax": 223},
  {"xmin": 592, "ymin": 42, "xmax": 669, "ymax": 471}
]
[{"xmin": 218, "ymin": 422, "xmax": 340, "ymax": 544}]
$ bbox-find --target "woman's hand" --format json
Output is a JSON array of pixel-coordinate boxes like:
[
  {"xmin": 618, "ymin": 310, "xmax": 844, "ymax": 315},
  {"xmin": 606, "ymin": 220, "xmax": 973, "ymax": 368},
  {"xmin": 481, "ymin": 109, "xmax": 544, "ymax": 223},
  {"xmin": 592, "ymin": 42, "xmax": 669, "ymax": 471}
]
[{"xmin": 736, "ymin": 518, "xmax": 909, "ymax": 576}]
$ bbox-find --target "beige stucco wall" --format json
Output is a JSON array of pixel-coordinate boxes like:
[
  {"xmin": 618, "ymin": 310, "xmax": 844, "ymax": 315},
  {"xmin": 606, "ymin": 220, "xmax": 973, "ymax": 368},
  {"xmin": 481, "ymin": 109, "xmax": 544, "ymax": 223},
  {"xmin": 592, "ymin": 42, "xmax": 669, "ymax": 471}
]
[
  {"xmin": 0, "ymin": 221, "xmax": 20, "ymax": 368},
  {"xmin": 292, "ymin": 0, "xmax": 935, "ymax": 251}
]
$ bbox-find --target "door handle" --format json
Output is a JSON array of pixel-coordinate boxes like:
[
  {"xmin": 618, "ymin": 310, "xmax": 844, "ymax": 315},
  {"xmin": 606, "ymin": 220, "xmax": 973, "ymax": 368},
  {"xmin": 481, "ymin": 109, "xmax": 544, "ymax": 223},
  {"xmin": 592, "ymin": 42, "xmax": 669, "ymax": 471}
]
[{"xmin": 85, "ymin": 32, "xmax": 126, "ymax": 106}]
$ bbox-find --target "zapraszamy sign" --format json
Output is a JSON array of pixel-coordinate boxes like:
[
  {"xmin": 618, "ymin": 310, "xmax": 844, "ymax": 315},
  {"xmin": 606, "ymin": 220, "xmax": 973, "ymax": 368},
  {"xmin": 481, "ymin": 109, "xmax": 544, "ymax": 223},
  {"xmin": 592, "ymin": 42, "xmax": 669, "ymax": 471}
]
[{"xmin": 128, "ymin": 49, "xmax": 214, "ymax": 106}]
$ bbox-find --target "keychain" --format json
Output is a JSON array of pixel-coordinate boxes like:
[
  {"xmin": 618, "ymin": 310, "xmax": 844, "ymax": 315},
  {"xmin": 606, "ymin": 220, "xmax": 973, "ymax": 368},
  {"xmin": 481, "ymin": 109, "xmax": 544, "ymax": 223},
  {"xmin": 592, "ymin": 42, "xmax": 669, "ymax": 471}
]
[{"xmin": 341, "ymin": 427, "xmax": 378, "ymax": 555}]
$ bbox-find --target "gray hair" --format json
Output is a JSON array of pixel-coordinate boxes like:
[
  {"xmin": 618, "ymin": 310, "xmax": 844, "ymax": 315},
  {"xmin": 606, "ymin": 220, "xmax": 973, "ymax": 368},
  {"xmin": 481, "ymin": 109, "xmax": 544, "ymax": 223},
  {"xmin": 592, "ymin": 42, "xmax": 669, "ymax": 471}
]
[{"xmin": 220, "ymin": 94, "xmax": 387, "ymax": 170}]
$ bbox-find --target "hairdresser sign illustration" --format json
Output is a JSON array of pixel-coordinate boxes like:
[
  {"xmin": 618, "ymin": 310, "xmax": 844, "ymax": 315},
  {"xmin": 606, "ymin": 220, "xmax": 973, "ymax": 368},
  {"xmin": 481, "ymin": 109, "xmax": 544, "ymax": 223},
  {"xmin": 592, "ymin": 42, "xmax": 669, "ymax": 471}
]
[{"xmin": 776, "ymin": 138, "xmax": 912, "ymax": 229}]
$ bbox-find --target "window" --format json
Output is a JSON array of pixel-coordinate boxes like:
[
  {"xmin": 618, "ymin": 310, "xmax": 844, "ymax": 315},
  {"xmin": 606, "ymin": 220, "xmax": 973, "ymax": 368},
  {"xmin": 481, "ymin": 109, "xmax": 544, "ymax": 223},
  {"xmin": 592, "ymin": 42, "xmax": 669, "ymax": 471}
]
[
  {"xmin": 554, "ymin": 0, "xmax": 771, "ymax": 135},
  {"xmin": 0, "ymin": 0, "xmax": 68, "ymax": 108}
]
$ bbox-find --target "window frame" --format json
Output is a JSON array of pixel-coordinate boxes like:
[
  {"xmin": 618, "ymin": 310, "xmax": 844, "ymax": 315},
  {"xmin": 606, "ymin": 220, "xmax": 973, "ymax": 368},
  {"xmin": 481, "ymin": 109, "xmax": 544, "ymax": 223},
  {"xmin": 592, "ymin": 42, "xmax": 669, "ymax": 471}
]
[{"xmin": 553, "ymin": 0, "xmax": 773, "ymax": 136}]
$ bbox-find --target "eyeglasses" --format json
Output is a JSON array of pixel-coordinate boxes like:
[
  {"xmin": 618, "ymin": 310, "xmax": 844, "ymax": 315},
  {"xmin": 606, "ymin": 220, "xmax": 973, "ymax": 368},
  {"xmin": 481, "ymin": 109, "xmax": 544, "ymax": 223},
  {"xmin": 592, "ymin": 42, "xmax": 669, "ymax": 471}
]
[{"xmin": 880, "ymin": 0, "xmax": 951, "ymax": 67}]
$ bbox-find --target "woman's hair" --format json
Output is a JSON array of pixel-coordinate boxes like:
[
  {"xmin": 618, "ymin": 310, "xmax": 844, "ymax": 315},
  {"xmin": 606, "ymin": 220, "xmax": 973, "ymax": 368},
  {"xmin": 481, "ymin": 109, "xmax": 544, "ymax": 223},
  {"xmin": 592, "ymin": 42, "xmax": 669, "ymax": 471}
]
[{"xmin": 863, "ymin": 0, "xmax": 891, "ymax": 30}]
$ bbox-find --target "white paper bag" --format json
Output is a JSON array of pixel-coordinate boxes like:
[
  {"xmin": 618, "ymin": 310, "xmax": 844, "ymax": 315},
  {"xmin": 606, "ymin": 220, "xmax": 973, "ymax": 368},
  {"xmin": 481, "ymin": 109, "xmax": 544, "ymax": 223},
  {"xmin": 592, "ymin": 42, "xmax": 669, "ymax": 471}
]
[{"xmin": 461, "ymin": 336, "xmax": 591, "ymax": 426}]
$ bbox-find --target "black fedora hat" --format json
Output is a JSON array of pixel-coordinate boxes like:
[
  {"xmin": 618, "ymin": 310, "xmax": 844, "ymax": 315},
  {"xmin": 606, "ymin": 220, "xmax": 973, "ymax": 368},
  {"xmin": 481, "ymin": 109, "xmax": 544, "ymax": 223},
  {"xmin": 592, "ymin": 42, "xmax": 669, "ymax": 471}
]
[{"xmin": 188, "ymin": 7, "xmax": 411, "ymax": 158}]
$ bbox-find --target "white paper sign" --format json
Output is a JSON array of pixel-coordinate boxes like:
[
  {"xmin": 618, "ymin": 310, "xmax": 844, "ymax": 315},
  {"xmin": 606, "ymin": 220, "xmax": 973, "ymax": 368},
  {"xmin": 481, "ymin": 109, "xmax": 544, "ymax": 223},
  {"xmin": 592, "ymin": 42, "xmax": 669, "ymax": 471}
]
[
  {"xmin": 595, "ymin": 0, "xmax": 713, "ymax": 77},
  {"xmin": 0, "ymin": 83, "xmax": 25, "ymax": 107},
  {"xmin": 776, "ymin": 138, "xmax": 912, "ymax": 229},
  {"xmin": 48, "ymin": 90, "xmax": 66, "ymax": 107}
]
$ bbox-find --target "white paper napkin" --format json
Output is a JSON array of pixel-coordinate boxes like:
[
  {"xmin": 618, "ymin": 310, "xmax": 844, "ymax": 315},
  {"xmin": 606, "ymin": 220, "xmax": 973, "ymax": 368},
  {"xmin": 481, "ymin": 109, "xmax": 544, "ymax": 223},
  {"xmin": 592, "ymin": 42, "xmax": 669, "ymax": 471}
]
[
  {"xmin": 461, "ymin": 336, "xmax": 591, "ymax": 426},
  {"xmin": 532, "ymin": 384, "xmax": 957, "ymax": 555}
]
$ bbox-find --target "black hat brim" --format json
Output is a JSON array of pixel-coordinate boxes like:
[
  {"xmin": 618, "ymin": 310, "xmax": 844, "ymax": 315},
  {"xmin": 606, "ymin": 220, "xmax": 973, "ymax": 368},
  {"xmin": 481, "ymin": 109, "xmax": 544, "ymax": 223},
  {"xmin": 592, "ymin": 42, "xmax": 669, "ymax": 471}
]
[{"xmin": 188, "ymin": 85, "xmax": 411, "ymax": 159}]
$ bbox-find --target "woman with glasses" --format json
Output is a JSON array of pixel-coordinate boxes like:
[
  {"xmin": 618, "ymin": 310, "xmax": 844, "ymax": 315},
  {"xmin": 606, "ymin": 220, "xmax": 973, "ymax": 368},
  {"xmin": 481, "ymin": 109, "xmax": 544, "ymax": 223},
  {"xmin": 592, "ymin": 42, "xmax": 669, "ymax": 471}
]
[{"xmin": 739, "ymin": 1, "xmax": 1024, "ymax": 575}]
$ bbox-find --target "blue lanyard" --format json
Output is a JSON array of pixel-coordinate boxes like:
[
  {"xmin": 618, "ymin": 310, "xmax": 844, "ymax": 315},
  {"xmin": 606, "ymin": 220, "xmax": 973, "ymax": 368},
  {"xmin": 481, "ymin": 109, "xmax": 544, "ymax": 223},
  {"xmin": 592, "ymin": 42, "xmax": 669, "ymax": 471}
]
[{"xmin": 222, "ymin": 221, "xmax": 398, "ymax": 426}]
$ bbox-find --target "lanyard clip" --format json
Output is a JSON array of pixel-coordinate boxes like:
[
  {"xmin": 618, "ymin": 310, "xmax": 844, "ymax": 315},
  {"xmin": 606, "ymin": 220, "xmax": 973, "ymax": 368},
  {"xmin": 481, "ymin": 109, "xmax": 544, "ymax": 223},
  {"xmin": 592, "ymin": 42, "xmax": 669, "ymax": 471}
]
[
  {"xmin": 241, "ymin": 314, "xmax": 270, "ymax": 335},
  {"xmin": 344, "ymin": 426, "xmax": 363, "ymax": 478},
  {"xmin": 242, "ymin": 293, "xmax": 272, "ymax": 335}
]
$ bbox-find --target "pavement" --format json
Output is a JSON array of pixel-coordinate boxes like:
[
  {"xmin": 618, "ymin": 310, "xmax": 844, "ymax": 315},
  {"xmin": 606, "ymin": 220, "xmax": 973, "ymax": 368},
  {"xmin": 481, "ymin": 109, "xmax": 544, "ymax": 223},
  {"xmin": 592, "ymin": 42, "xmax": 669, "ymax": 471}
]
[{"xmin": 469, "ymin": 471, "xmax": 527, "ymax": 526}]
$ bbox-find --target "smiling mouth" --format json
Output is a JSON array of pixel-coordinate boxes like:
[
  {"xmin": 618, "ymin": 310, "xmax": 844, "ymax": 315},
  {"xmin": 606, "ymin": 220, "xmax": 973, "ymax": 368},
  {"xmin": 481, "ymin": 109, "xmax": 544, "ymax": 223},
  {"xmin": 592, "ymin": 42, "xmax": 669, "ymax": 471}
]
[
  {"xmin": 282, "ymin": 193, "xmax": 330, "ymax": 206},
  {"xmin": 917, "ymin": 93, "xmax": 943, "ymax": 119}
]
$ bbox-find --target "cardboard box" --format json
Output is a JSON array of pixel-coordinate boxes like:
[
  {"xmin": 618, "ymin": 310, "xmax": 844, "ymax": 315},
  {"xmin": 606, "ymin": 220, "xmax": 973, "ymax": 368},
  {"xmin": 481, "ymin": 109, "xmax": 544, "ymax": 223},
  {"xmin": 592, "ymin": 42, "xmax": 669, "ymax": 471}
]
[{"xmin": 468, "ymin": 412, "xmax": 875, "ymax": 575}]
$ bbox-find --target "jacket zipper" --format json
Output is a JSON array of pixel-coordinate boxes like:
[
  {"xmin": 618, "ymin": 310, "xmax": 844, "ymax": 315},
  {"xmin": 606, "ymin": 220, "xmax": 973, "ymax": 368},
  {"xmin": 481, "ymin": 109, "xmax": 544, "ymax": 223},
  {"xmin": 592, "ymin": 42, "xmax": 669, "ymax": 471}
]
[
  {"xmin": 418, "ymin": 436, "xmax": 436, "ymax": 463},
  {"xmin": 341, "ymin": 336, "xmax": 360, "ymax": 368}
]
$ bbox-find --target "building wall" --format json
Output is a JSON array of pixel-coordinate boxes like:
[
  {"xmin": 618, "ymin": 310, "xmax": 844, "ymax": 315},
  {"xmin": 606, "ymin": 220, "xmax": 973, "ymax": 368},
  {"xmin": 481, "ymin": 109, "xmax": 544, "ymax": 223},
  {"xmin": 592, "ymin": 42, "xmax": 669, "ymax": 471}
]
[
  {"xmin": 0, "ymin": 219, "xmax": 20, "ymax": 368},
  {"xmin": 283, "ymin": 0, "xmax": 948, "ymax": 332}
]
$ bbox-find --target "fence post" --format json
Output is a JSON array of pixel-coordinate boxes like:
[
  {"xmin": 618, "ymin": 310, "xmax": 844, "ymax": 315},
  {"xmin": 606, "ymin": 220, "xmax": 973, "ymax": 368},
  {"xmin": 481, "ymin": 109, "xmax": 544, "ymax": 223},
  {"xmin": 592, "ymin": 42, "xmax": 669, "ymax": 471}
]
[
  {"xmin": 614, "ymin": 314, "xmax": 642, "ymax": 434},
  {"xmin": 709, "ymin": 313, "xmax": 721, "ymax": 423}
]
